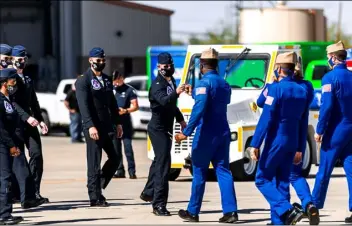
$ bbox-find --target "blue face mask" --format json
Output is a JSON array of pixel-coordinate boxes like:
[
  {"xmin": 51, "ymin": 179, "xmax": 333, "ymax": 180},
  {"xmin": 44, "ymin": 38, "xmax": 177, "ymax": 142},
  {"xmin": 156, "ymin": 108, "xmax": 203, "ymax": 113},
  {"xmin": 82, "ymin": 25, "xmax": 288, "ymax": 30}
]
[
  {"xmin": 328, "ymin": 57, "xmax": 335, "ymax": 69},
  {"xmin": 274, "ymin": 69, "xmax": 280, "ymax": 79}
]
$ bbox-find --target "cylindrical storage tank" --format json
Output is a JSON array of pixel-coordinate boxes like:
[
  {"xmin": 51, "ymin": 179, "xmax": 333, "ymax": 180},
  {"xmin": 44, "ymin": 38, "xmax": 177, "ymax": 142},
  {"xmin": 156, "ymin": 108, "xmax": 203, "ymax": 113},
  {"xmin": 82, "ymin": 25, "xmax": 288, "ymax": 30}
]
[{"xmin": 239, "ymin": 7, "xmax": 326, "ymax": 43}]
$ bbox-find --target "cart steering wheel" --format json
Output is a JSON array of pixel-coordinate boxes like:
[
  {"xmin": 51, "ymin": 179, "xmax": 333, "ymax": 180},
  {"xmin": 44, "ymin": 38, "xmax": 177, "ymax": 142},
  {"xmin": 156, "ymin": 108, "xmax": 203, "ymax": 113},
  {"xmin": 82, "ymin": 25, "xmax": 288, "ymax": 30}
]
[{"xmin": 244, "ymin": 78, "xmax": 265, "ymax": 88}]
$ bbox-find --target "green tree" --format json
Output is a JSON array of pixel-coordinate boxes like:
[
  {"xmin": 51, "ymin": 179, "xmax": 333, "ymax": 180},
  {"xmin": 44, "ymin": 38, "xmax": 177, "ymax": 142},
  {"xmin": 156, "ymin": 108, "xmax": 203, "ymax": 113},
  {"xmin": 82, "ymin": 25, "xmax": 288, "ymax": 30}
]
[
  {"xmin": 172, "ymin": 40, "xmax": 185, "ymax": 45},
  {"xmin": 188, "ymin": 20, "xmax": 238, "ymax": 45},
  {"xmin": 327, "ymin": 22, "xmax": 352, "ymax": 47}
]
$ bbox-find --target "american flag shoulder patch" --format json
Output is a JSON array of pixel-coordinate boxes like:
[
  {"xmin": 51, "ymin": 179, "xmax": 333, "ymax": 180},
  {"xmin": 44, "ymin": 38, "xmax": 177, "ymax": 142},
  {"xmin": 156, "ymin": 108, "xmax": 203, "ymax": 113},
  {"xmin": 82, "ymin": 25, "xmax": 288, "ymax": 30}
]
[
  {"xmin": 263, "ymin": 88, "xmax": 268, "ymax": 97},
  {"xmin": 322, "ymin": 84, "xmax": 331, "ymax": 93},
  {"xmin": 265, "ymin": 96, "xmax": 274, "ymax": 105},
  {"xmin": 196, "ymin": 87, "xmax": 206, "ymax": 95}
]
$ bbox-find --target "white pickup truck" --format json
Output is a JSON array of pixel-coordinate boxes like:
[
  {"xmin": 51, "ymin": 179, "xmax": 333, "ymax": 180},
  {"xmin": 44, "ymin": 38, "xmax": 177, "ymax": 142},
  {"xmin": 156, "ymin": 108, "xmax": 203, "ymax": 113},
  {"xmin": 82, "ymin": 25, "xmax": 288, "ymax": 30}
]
[{"xmin": 37, "ymin": 76, "xmax": 151, "ymax": 136}]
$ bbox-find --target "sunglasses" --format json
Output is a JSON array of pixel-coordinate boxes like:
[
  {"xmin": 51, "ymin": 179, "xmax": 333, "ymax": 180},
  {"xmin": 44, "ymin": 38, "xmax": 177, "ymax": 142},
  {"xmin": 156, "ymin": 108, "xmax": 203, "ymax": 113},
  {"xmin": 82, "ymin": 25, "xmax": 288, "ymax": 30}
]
[
  {"xmin": 15, "ymin": 57, "xmax": 27, "ymax": 63},
  {"xmin": 2, "ymin": 56, "xmax": 13, "ymax": 61},
  {"xmin": 95, "ymin": 58, "xmax": 106, "ymax": 63}
]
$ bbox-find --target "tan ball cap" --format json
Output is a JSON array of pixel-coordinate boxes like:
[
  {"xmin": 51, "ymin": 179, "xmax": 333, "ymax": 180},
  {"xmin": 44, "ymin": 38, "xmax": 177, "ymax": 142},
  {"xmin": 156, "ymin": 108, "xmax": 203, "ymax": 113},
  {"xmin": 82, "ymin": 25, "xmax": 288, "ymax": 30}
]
[
  {"xmin": 200, "ymin": 47, "xmax": 219, "ymax": 60},
  {"xmin": 276, "ymin": 51, "xmax": 298, "ymax": 64},
  {"xmin": 326, "ymin": 41, "xmax": 345, "ymax": 54}
]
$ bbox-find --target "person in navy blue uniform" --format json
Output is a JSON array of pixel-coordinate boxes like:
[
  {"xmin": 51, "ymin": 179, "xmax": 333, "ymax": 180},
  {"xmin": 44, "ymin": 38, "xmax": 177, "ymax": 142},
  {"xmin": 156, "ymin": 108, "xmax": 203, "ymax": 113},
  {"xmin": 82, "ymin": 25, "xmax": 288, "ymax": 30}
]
[
  {"xmin": 75, "ymin": 47, "xmax": 123, "ymax": 207},
  {"xmin": 249, "ymin": 52, "xmax": 307, "ymax": 225},
  {"xmin": 111, "ymin": 70, "xmax": 139, "ymax": 179},
  {"xmin": 140, "ymin": 52, "xmax": 186, "ymax": 216},
  {"xmin": 0, "ymin": 68, "xmax": 24, "ymax": 225},
  {"xmin": 311, "ymin": 41, "xmax": 352, "ymax": 223},
  {"xmin": 257, "ymin": 59, "xmax": 320, "ymax": 225},
  {"xmin": 9, "ymin": 45, "xmax": 49, "ymax": 203},
  {"xmin": 175, "ymin": 48, "xmax": 238, "ymax": 223}
]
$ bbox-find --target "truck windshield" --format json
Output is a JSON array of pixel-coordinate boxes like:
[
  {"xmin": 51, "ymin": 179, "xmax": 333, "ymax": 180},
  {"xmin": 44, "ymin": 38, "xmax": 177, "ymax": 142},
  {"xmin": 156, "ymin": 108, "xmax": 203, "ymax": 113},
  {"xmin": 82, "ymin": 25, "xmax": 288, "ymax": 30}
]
[{"xmin": 186, "ymin": 54, "xmax": 269, "ymax": 89}]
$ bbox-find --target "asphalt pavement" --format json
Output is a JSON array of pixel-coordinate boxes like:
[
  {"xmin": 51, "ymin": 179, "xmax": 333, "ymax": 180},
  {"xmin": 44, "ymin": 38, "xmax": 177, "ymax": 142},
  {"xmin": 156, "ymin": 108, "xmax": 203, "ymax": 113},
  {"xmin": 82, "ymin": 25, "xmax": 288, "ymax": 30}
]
[{"xmin": 15, "ymin": 134, "xmax": 350, "ymax": 225}]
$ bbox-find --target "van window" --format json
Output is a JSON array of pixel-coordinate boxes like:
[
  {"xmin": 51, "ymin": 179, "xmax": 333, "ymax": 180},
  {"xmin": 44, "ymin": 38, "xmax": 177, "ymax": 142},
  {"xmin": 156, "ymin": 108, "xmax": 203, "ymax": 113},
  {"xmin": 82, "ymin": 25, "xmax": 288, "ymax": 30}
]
[
  {"xmin": 63, "ymin": 84, "xmax": 72, "ymax": 94},
  {"xmin": 187, "ymin": 53, "xmax": 269, "ymax": 89},
  {"xmin": 312, "ymin": 65, "xmax": 330, "ymax": 80},
  {"xmin": 128, "ymin": 81, "xmax": 142, "ymax": 91}
]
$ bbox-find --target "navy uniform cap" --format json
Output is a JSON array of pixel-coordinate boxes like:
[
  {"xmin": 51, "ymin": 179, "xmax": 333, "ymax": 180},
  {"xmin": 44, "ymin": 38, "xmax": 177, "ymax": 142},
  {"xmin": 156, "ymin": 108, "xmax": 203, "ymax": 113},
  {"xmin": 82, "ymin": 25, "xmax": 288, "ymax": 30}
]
[
  {"xmin": 0, "ymin": 68, "xmax": 17, "ymax": 81},
  {"xmin": 0, "ymin": 44, "xmax": 12, "ymax": 56},
  {"xmin": 89, "ymin": 47, "xmax": 105, "ymax": 58},
  {"xmin": 12, "ymin": 45, "xmax": 27, "ymax": 57},
  {"xmin": 158, "ymin": 52, "xmax": 173, "ymax": 64}
]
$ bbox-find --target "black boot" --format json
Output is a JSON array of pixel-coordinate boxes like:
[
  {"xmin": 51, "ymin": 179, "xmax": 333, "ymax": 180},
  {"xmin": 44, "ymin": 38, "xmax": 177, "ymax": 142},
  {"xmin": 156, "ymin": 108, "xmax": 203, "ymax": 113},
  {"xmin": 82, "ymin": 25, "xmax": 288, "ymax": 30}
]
[
  {"xmin": 36, "ymin": 193, "xmax": 49, "ymax": 203},
  {"xmin": 153, "ymin": 206, "xmax": 171, "ymax": 216},
  {"xmin": 178, "ymin": 209, "xmax": 199, "ymax": 222},
  {"xmin": 345, "ymin": 214, "xmax": 352, "ymax": 223},
  {"xmin": 0, "ymin": 215, "xmax": 23, "ymax": 225},
  {"xmin": 219, "ymin": 211, "xmax": 238, "ymax": 223},
  {"xmin": 21, "ymin": 198, "xmax": 46, "ymax": 209},
  {"xmin": 283, "ymin": 206, "xmax": 304, "ymax": 225},
  {"xmin": 140, "ymin": 192, "xmax": 153, "ymax": 202},
  {"xmin": 292, "ymin": 202, "xmax": 307, "ymax": 218},
  {"xmin": 306, "ymin": 203, "xmax": 320, "ymax": 225}
]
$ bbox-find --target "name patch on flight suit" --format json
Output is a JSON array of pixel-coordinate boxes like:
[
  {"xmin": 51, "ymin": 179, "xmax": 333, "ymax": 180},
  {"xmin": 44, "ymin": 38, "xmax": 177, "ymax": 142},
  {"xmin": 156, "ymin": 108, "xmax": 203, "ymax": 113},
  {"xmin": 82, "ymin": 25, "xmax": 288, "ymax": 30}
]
[
  {"xmin": 91, "ymin": 79, "xmax": 101, "ymax": 90},
  {"xmin": 322, "ymin": 84, "xmax": 331, "ymax": 93},
  {"xmin": 4, "ymin": 101, "xmax": 13, "ymax": 113},
  {"xmin": 166, "ymin": 86, "xmax": 173, "ymax": 95},
  {"xmin": 196, "ymin": 87, "xmax": 206, "ymax": 95},
  {"xmin": 265, "ymin": 96, "xmax": 274, "ymax": 105}
]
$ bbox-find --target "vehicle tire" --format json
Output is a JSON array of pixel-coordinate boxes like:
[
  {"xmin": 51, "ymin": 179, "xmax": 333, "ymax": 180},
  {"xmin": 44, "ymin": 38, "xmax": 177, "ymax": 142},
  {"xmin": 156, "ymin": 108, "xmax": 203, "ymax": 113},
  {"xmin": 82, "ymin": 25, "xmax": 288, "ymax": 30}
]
[
  {"xmin": 301, "ymin": 138, "xmax": 313, "ymax": 178},
  {"xmin": 230, "ymin": 138, "xmax": 258, "ymax": 181},
  {"xmin": 40, "ymin": 111, "xmax": 50, "ymax": 136},
  {"xmin": 168, "ymin": 168, "xmax": 181, "ymax": 181},
  {"xmin": 189, "ymin": 166, "xmax": 217, "ymax": 181}
]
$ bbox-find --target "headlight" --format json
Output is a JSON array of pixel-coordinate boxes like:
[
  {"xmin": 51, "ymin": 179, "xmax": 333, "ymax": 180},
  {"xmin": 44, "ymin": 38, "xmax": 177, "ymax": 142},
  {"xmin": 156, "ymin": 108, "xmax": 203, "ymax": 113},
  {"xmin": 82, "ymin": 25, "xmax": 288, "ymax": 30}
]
[{"xmin": 230, "ymin": 132, "xmax": 238, "ymax": 141}]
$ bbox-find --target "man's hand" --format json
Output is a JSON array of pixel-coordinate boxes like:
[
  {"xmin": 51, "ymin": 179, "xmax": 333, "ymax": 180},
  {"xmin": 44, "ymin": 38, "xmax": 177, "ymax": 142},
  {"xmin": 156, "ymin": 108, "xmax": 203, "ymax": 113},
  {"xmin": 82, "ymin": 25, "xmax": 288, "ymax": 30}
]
[
  {"xmin": 27, "ymin": 117, "xmax": 39, "ymax": 127},
  {"xmin": 249, "ymin": 147, "xmax": 259, "ymax": 161},
  {"xmin": 89, "ymin": 127, "xmax": 99, "ymax": 140},
  {"xmin": 176, "ymin": 84, "xmax": 185, "ymax": 95},
  {"xmin": 39, "ymin": 122, "xmax": 48, "ymax": 135},
  {"xmin": 185, "ymin": 84, "xmax": 192, "ymax": 96},
  {"xmin": 119, "ymin": 108, "xmax": 128, "ymax": 115},
  {"xmin": 10, "ymin": 147, "xmax": 21, "ymax": 157},
  {"xmin": 69, "ymin": 109, "xmax": 76, "ymax": 114},
  {"xmin": 175, "ymin": 132, "xmax": 187, "ymax": 144},
  {"xmin": 314, "ymin": 133, "xmax": 322, "ymax": 143},
  {"xmin": 180, "ymin": 121, "xmax": 187, "ymax": 130},
  {"xmin": 117, "ymin": 125, "xmax": 123, "ymax": 138},
  {"xmin": 293, "ymin": 152, "xmax": 302, "ymax": 165}
]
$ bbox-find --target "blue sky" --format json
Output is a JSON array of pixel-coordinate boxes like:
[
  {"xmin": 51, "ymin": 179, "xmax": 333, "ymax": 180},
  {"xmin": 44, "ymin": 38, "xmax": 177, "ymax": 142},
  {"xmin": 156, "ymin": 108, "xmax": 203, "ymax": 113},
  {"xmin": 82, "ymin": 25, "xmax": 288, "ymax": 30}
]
[{"xmin": 138, "ymin": 1, "xmax": 352, "ymax": 41}]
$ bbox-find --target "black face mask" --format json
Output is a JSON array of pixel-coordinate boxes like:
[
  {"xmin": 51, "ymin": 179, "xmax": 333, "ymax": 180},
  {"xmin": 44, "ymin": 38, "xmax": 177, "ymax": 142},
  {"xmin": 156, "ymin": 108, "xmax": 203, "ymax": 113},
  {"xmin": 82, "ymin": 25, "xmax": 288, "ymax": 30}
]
[
  {"xmin": 159, "ymin": 67, "xmax": 175, "ymax": 78},
  {"xmin": 92, "ymin": 62, "xmax": 105, "ymax": 72},
  {"xmin": 1, "ymin": 60, "xmax": 12, "ymax": 68},
  {"xmin": 15, "ymin": 61, "xmax": 26, "ymax": 69},
  {"xmin": 7, "ymin": 85, "xmax": 18, "ymax": 95}
]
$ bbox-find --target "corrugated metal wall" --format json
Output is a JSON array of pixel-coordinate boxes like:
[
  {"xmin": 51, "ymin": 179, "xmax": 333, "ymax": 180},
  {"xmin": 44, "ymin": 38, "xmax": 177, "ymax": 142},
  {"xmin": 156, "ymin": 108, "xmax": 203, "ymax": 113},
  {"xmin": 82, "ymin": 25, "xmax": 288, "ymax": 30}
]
[{"xmin": 80, "ymin": 1, "xmax": 171, "ymax": 57}]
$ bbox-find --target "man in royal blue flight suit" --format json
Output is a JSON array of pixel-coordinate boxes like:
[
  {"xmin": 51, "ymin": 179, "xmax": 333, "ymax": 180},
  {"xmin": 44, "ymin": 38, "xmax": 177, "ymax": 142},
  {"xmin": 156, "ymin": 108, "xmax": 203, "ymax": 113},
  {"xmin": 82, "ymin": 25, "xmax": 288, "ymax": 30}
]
[
  {"xmin": 175, "ymin": 48, "xmax": 238, "ymax": 223},
  {"xmin": 0, "ymin": 68, "xmax": 24, "ymax": 225},
  {"xmin": 8, "ymin": 45, "xmax": 50, "ymax": 203},
  {"xmin": 249, "ymin": 51, "xmax": 308, "ymax": 225},
  {"xmin": 0, "ymin": 44, "xmax": 46, "ymax": 210},
  {"xmin": 311, "ymin": 41, "xmax": 352, "ymax": 223},
  {"xmin": 256, "ymin": 61, "xmax": 320, "ymax": 225},
  {"xmin": 140, "ymin": 52, "xmax": 187, "ymax": 216},
  {"xmin": 75, "ymin": 47, "xmax": 123, "ymax": 207}
]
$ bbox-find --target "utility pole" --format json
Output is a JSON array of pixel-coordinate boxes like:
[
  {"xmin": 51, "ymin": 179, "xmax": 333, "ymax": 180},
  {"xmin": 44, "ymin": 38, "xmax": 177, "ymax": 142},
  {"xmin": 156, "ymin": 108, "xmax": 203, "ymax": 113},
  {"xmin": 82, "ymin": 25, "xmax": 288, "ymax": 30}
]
[
  {"xmin": 234, "ymin": 0, "xmax": 243, "ymax": 43},
  {"xmin": 337, "ymin": 1, "xmax": 343, "ymax": 41}
]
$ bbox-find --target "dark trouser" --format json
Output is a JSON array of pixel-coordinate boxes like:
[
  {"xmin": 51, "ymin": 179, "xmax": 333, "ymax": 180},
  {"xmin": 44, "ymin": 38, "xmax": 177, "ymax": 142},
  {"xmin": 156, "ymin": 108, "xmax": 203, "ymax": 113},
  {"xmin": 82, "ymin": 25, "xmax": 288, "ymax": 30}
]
[
  {"xmin": 23, "ymin": 124, "xmax": 43, "ymax": 195},
  {"xmin": 84, "ymin": 129, "xmax": 120, "ymax": 202},
  {"xmin": 0, "ymin": 144, "xmax": 13, "ymax": 218},
  {"xmin": 11, "ymin": 150, "xmax": 36, "ymax": 203},
  {"xmin": 70, "ymin": 112, "xmax": 83, "ymax": 142},
  {"xmin": 115, "ymin": 123, "xmax": 136, "ymax": 176},
  {"xmin": 142, "ymin": 127, "xmax": 172, "ymax": 208}
]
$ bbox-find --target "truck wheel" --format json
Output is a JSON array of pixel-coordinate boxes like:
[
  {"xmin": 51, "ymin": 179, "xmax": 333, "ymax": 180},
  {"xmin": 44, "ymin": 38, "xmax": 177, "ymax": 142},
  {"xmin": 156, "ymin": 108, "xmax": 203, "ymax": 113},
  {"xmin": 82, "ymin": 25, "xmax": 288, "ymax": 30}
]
[
  {"xmin": 231, "ymin": 138, "xmax": 258, "ymax": 181},
  {"xmin": 301, "ymin": 138, "xmax": 313, "ymax": 178},
  {"xmin": 189, "ymin": 166, "xmax": 217, "ymax": 181},
  {"xmin": 40, "ymin": 111, "xmax": 50, "ymax": 136},
  {"xmin": 168, "ymin": 168, "xmax": 181, "ymax": 181}
]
